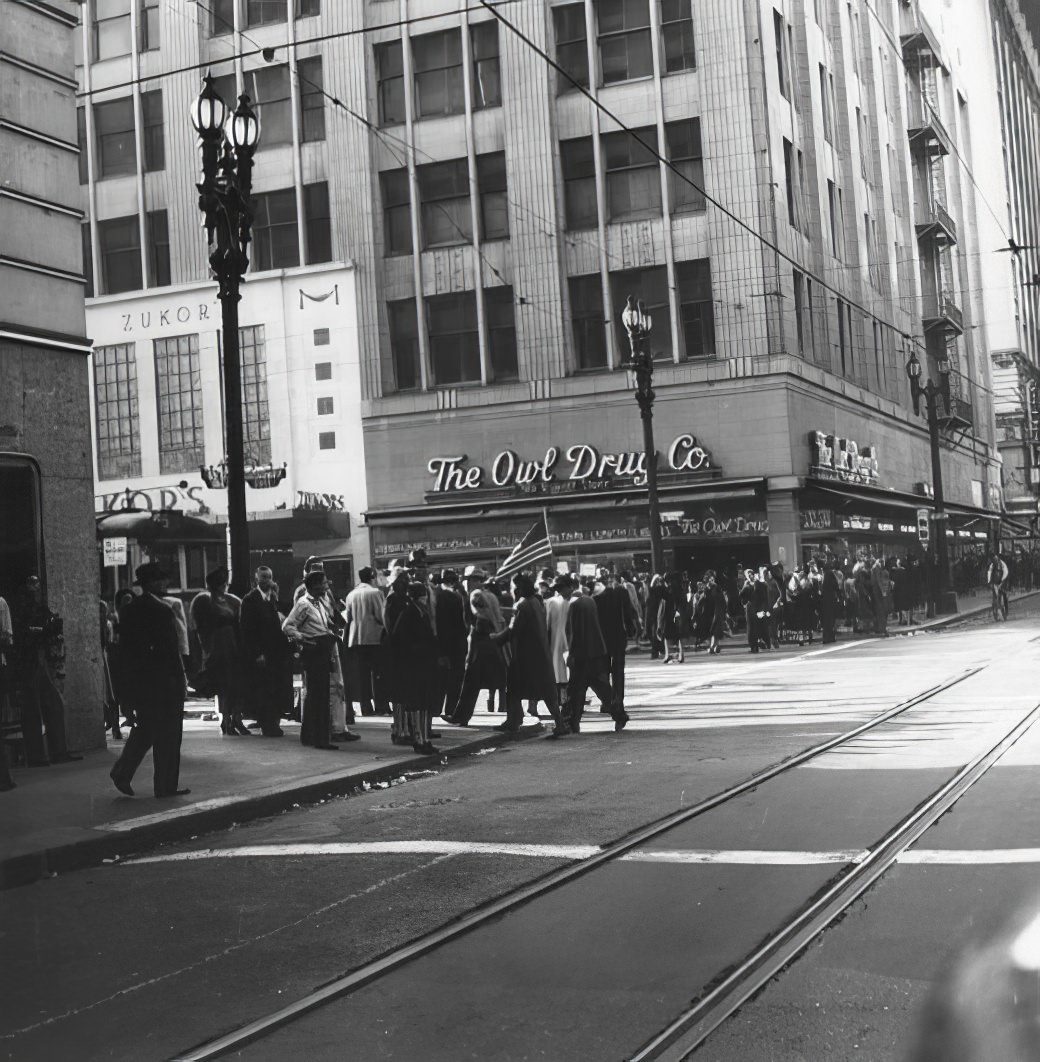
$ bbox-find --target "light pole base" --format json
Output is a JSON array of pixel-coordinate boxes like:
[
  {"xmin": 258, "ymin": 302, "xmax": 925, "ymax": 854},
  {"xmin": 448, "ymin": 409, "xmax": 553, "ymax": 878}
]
[{"xmin": 934, "ymin": 591, "xmax": 959, "ymax": 616}]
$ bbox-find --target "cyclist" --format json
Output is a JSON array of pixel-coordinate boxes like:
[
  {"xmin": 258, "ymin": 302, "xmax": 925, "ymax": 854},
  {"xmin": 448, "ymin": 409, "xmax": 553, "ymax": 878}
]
[{"xmin": 987, "ymin": 553, "xmax": 1009, "ymax": 621}]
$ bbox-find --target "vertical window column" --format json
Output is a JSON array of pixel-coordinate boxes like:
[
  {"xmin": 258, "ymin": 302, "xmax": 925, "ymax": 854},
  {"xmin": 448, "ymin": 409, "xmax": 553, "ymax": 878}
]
[
  {"xmin": 154, "ymin": 334, "xmax": 205, "ymax": 474},
  {"xmin": 94, "ymin": 343, "xmax": 141, "ymax": 479}
]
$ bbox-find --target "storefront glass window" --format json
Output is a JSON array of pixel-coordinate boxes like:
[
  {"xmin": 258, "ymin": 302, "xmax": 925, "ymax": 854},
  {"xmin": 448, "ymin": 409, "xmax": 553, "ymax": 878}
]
[
  {"xmin": 0, "ymin": 456, "xmax": 44, "ymax": 607},
  {"xmin": 185, "ymin": 544, "xmax": 225, "ymax": 590}
]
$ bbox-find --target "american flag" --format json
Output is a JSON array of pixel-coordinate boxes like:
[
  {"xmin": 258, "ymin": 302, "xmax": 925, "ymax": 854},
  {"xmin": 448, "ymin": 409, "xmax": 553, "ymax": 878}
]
[{"xmin": 495, "ymin": 515, "xmax": 553, "ymax": 581}]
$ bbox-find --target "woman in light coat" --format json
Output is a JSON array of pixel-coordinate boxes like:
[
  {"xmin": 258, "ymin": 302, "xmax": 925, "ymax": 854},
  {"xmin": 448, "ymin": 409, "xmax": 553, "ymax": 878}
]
[{"xmin": 544, "ymin": 579, "xmax": 572, "ymax": 713}]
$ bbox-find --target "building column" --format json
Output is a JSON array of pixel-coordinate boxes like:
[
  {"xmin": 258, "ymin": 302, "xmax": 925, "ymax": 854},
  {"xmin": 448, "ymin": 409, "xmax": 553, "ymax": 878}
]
[{"xmin": 766, "ymin": 478, "xmax": 801, "ymax": 570}]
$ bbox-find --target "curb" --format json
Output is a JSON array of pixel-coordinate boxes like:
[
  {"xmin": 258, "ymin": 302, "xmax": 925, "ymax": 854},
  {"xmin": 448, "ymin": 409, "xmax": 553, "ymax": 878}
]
[
  {"xmin": 0, "ymin": 725, "xmax": 543, "ymax": 891},
  {"xmin": 891, "ymin": 588, "xmax": 1040, "ymax": 634}
]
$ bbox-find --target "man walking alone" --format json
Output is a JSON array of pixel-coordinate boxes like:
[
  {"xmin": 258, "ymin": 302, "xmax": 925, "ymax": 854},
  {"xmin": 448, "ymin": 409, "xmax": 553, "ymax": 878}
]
[{"xmin": 109, "ymin": 564, "xmax": 189, "ymax": 798}]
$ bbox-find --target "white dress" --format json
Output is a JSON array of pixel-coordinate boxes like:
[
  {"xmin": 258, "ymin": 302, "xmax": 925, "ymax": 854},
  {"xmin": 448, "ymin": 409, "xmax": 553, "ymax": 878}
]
[{"xmin": 544, "ymin": 596, "xmax": 571, "ymax": 684}]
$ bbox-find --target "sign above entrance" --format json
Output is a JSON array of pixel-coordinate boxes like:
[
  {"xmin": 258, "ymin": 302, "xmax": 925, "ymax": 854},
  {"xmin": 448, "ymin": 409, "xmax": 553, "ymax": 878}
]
[
  {"xmin": 102, "ymin": 537, "xmax": 127, "ymax": 566},
  {"xmin": 95, "ymin": 483, "xmax": 206, "ymax": 515},
  {"xmin": 426, "ymin": 435, "xmax": 715, "ymax": 498},
  {"xmin": 809, "ymin": 431, "xmax": 879, "ymax": 486}
]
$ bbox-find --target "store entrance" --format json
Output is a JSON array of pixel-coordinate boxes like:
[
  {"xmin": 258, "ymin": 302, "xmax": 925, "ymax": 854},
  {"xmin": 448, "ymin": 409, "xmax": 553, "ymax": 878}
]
[{"xmin": 674, "ymin": 541, "xmax": 771, "ymax": 582}]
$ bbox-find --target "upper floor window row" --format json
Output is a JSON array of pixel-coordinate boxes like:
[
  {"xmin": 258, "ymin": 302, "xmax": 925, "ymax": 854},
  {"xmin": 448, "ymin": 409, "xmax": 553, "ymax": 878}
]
[
  {"xmin": 553, "ymin": 0, "xmax": 695, "ymax": 94},
  {"xmin": 376, "ymin": 23, "xmax": 501, "ymax": 126},
  {"xmin": 561, "ymin": 118, "xmax": 705, "ymax": 229},
  {"xmin": 209, "ymin": 0, "xmax": 320, "ymax": 36},
  {"xmin": 92, "ymin": 0, "xmax": 160, "ymax": 61}
]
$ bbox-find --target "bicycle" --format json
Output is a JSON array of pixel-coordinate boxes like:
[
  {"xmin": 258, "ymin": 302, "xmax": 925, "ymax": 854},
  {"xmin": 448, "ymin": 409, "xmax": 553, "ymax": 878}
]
[{"xmin": 990, "ymin": 584, "xmax": 1009, "ymax": 622}]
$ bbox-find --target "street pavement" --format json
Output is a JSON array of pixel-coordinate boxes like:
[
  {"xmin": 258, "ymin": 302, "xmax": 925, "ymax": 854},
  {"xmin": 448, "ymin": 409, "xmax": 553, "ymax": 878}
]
[{"xmin": 2, "ymin": 599, "xmax": 1039, "ymax": 1061}]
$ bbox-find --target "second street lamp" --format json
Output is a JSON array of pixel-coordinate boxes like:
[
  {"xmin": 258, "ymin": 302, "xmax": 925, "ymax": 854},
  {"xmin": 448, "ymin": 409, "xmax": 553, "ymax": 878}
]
[
  {"xmin": 906, "ymin": 347, "xmax": 958, "ymax": 616},
  {"xmin": 191, "ymin": 74, "xmax": 260, "ymax": 596},
  {"xmin": 621, "ymin": 295, "xmax": 665, "ymax": 576}
]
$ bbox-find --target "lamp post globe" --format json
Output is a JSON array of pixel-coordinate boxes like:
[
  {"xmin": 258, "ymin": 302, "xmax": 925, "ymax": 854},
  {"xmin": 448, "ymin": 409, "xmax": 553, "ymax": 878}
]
[
  {"xmin": 190, "ymin": 74, "xmax": 227, "ymax": 137},
  {"xmin": 225, "ymin": 94, "xmax": 261, "ymax": 154}
]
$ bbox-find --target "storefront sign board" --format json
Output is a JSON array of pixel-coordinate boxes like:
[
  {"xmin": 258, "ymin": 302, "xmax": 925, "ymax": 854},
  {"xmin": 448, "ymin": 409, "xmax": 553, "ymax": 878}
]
[
  {"xmin": 809, "ymin": 431, "xmax": 879, "ymax": 485},
  {"xmin": 800, "ymin": 509, "xmax": 835, "ymax": 531},
  {"xmin": 103, "ymin": 537, "xmax": 127, "ymax": 566},
  {"xmin": 426, "ymin": 434, "xmax": 714, "ymax": 497}
]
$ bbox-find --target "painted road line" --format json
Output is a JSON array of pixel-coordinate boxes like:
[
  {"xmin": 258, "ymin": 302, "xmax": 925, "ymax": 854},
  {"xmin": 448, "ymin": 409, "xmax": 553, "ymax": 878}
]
[
  {"xmin": 124, "ymin": 841, "xmax": 601, "ymax": 864},
  {"xmin": 899, "ymin": 849, "xmax": 1040, "ymax": 864}
]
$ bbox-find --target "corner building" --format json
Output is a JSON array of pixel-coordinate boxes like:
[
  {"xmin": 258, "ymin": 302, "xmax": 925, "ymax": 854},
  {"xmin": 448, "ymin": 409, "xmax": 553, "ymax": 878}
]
[{"xmin": 359, "ymin": 0, "xmax": 1000, "ymax": 574}]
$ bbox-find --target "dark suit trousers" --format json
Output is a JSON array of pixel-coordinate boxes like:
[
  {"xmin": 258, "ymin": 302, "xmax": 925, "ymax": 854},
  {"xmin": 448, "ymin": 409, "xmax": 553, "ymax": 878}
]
[
  {"xmin": 605, "ymin": 646, "xmax": 626, "ymax": 710},
  {"xmin": 438, "ymin": 650, "xmax": 466, "ymax": 718},
  {"xmin": 355, "ymin": 644, "xmax": 389, "ymax": 715},
  {"xmin": 505, "ymin": 686, "xmax": 561, "ymax": 730},
  {"xmin": 111, "ymin": 701, "xmax": 183, "ymax": 796},
  {"xmin": 300, "ymin": 640, "xmax": 333, "ymax": 747},
  {"xmin": 19, "ymin": 656, "xmax": 70, "ymax": 764},
  {"xmin": 249, "ymin": 657, "xmax": 293, "ymax": 733},
  {"xmin": 568, "ymin": 658, "xmax": 618, "ymax": 729}
]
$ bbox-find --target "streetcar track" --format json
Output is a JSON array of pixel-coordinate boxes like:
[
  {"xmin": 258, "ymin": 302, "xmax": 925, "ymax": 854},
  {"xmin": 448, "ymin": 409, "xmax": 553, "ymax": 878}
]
[
  {"xmin": 172, "ymin": 665, "xmax": 983, "ymax": 1062},
  {"xmin": 631, "ymin": 697, "xmax": 1040, "ymax": 1062}
]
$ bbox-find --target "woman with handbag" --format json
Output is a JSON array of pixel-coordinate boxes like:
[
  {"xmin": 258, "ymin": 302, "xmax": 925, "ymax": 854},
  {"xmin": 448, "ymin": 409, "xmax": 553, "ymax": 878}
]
[
  {"xmin": 657, "ymin": 572, "xmax": 691, "ymax": 664},
  {"xmin": 190, "ymin": 568, "xmax": 247, "ymax": 735}
]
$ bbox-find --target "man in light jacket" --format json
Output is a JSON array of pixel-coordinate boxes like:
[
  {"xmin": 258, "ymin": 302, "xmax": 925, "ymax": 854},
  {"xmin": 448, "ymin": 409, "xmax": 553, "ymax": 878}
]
[{"xmin": 344, "ymin": 567, "xmax": 390, "ymax": 716}]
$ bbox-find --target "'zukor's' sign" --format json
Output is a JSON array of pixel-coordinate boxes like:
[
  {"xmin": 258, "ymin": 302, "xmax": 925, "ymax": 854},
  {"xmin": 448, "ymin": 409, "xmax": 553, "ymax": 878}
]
[
  {"xmin": 809, "ymin": 431, "xmax": 879, "ymax": 485},
  {"xmin": 428, "ymin": 434, "xmax": 713, "ymax": 494}
]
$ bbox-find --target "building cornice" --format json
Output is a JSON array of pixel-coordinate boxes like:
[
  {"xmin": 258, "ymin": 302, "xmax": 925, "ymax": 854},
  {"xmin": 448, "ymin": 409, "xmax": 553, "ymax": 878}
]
[
  {"xmin": 0, "ymin": 322, "xmax": 92, "ymax": 355},
  {"xmin": 0, "ymin": 186, "xmax": 84, "ymax": 219},
  {"xmin": 0, "ymin": 117, "xmax": 78, "ymax": 154},
  {"xmin": 0, "ymin": 49, "xmax": 79, "ymax": 89},
  {"xmin": 10, "ymin": 0, "xmax": 78, "ymax": 28},
  {"xmin": 0, "ymin": 254, "xmax": 86, "ymax": 284}
]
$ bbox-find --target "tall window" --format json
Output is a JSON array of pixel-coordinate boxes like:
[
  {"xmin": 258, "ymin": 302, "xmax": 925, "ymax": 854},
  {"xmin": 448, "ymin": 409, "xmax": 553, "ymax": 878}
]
[
  {"xmin": 677, "ymin": 258, "xmax": 715, "ymax": 358},
  {"xmin": 154, "ymin": 334, "xmax": 204, "ymax": 474},
  {"xmin": 604, "ymin": 126, "xmax": 660, "ymax": 221},
  {"xmin": 94, "ymin": 0, "xmax": 131, "ymax": 61},
  {"xmin": 146, "ymin": 210, "xmax": 170, "ymax": 286},
  {"xmin": 375, "ymin": 41, "xmax": 405, "ymax": 125},
  {"xmin": 471, "ymin": 22, "xmax": 501, "ymax": 109},
  {"xmin": 418, "ymin": 158, "xmax": 471, "ymax": 248},
  {"xmin": 388, "ymin": 298, "xmax": 421, "ymax": 391},
  {"xmin": 427, "ymin": 291, "xmax": 480, "ymax": 385},
  {"xmin": 298, "ymin": 57, "xmax": 325, "ymax": 142},
  {"xmin": 774, "ymin": 9, "xmax": 789, "ymax": 100},
  {"xmin": 661, "ymin": 0, "xmax": 696, "ymax": 73},
  {"xmin": 561, "ymin": 136, "xmax": 597, "ymax": 230},
  {"xmin": 820, "ymin": 65, "xmax": 833, "ymax": 143},
  {"xmin": 570, "ymin": 274, "xmax": 607, "ymax": 370},
  {"xmin": 783, "ymin": 138, "xmax": 795, "ymax": 225},
  {"xmin": 142, "ymin": 89, "xmax": 164, "ymax": 172},
  {"xmin": 246, "ymin": 66, "xmax": 293, "ymax": 147},
  {"xmin": 413, "ymin": 29, "xmax": 465, "ymax": 118},
  {"xmin": 94, "ymin": 97, "xmax": 136, "ymax": 179},
  {"xmin": 793, "ymin": 269, "xmax": 805, "ymax": 354},
  {"xmin": 554, "ymin": 3, "xmax": 589, "ymax": 93},
  {"xmin": 477, "ymin": 152, "xmax": 509, "ymax": 241},
  {"xmin": 597, "ymin": 0, "xmax": 652, "ymax": 85},
  {"xmin": 93, "ymin": 344, "xmax": 140, "ymax": 480},
  {"xmin": 252, "ymin": 188, "xmax": 299, "ymax": 270},
  {"xmin": 836, "ymin": 298, "xmax": 847, "ymax": 374},
  {"xmin": 485, "ymin": 286, "xmax": 518, "ymax": 381},
  {"xmin": 238, "ymin": 326, "xmax": 271, "ymax": 464},
  {"xmin": 140, "ymin": 0, "xmax": 160, "ymax": 51},
  {"xmin": 98, "ymin": 215, "xmax": 141, "ymax": 294},
  {"xmin": 381, "ymin": 168, "xmax": 412, "ymax": 256},
  {"xmin": 611, "ymin": 265, "xmax": 672, "ymax": 360},
  {"xmin": 304, "ymin": 182, "xmax": 332, "ymax": 263},
  {"xmin": 827, "ymin": 179, "xmax": 838, "ymax": 256},
  {"xmin": 82, "ymin": 223, "xmax": 94, "ymax": 298},
  {"xmin": 667, "ymin": 118, "xmax": 704, "ymax": 212}
]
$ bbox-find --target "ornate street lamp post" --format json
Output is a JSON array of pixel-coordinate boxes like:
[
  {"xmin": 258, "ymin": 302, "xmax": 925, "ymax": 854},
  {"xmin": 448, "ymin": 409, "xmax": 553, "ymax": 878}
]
[
  {"xmin": 622, "ymin": 296, "xmax": 665, "ymax": 575},
  {"xmin": 906, "ymin": 348, "xmax": 958, "ymax": 615},
  {"xmin": 190, "ymin": 74, "xmax": 260, "ymax": 596}
]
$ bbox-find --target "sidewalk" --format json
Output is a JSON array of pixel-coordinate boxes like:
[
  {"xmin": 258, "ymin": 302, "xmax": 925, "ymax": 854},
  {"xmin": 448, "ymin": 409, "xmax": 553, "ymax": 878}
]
[{"xmin": 0, "ymin": 714, "xmax": 534, "ymax": 890}]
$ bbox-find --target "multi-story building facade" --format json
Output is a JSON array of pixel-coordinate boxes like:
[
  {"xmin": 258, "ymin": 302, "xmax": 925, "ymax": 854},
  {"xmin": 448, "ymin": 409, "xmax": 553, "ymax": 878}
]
[
  {"xmin": 75, "ymin": 0, "xmax": 369, "ymax": 594},
  {"xmin": 2, "ymin": 0, "xmax": 103, "ymax": 750},
  {"xmin": 951, "ymin": 0, "xmax": 1040, "ymax": 533},
  {"xmin": 75, "ymin": 0, "xmax": 1004, "ymax": 582}
]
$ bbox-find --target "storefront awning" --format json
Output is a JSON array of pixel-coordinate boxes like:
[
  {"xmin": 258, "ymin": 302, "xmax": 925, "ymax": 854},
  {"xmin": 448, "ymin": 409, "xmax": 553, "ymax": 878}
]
[
  {"xmin": 1001, "ymin": 515, "xmax": 1036, "ymax": 537},
  {"xmin": 806, "ymin": 478, "xmax": 999, "ymax": 521},
  {"xmin": 96, "ymin": 510, "xmax": 221, "ymax": 543}
]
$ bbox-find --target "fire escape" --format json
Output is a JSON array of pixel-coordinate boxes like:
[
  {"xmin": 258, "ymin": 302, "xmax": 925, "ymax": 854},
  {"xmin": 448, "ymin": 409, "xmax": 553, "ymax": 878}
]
[{"xmin": 901, "ymin": 4, "xmax": 973, "ymax": 434}]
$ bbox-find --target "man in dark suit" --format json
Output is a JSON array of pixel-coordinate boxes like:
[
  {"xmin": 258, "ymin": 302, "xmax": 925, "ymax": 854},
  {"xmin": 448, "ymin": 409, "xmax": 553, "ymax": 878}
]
[
  {"xmin": 592, "ymin": 568, "xmax": 637, "ymax": 716},
  {"xmin": 110, "ymin": 563, "xmax": 189, "ymax": 798},
  {"xmin": 240, "ymin": 565, "xmax": 292, "ymax": 736},
  {"xmin": 565, "ymin": 577, "xmax": 629, "ymax": 733},
  {"xmin": 434, "ymin": 569, "xmax": 468, "ymax": 719}
]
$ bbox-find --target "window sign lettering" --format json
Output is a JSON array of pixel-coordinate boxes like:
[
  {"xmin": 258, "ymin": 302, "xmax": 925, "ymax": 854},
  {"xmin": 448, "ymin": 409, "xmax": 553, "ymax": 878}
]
[
  {"xmin": 427, "ymin": 434, "xmax": 714, "ymax": 495},
  {"xmin": 809, "ymin": 431, "xmax": 879, "ymax": 485},
  {"xmin": 296, "ymin": 491, "xmax": 345, "ymax": 512}
]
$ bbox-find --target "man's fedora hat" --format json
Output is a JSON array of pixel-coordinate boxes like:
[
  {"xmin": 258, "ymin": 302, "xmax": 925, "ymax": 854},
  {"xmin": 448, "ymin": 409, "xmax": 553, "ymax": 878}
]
[{"xmin": 134, "ymin": 561, "xmax": 170, "ymax": 585}]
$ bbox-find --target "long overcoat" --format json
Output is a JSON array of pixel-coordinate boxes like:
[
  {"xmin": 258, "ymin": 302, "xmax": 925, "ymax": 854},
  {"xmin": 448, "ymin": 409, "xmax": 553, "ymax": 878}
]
[{"xmin": 496, "ymin": 595, "xmax": 556, "ymax": 700}]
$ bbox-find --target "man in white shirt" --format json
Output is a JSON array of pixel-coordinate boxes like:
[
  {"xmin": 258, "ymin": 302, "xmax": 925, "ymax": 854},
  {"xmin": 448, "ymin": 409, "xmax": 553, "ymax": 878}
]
[
  {"xmin": 344, "ymin": 567, "xmax": 389, "ymax": 716},
  {"xmin": 283, "ymin": 570, "xmax": 358, "ymax": 748}
]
